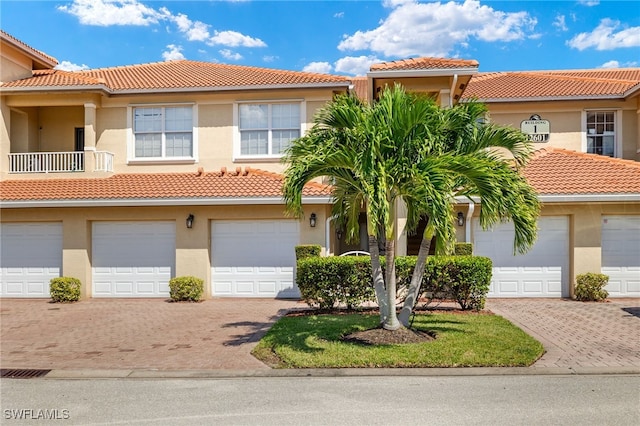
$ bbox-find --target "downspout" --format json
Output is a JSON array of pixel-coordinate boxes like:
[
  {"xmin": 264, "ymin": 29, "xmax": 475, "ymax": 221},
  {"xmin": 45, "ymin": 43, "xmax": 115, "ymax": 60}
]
[
  {"xmin": 449, "ymin": 74, "xmax": 458, "ymax": 107},
  {"xmin": 465, "ymin": 200, "xmax": 475, "ymax": 243},
  {"xmin": 325, "ymin": 215, "xmax": 335, "ymax": 256}
]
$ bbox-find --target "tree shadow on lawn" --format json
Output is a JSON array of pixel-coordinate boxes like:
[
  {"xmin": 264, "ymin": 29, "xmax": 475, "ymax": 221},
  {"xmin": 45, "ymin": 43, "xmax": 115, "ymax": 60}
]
[{"xmin": 220, "ymin": 309, "xmax": 292, "ymax": 347}]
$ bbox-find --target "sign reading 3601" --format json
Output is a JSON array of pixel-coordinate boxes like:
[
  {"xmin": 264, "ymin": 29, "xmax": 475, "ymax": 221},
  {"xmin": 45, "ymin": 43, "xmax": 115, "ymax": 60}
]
[{"xmin": 520, "ymin": 118, "xmax": 550, "ymax": 143}]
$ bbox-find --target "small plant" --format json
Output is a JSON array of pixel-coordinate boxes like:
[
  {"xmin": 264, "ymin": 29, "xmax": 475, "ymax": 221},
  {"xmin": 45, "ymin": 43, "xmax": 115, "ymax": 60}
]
[
  {"xmin": 295, "ymin": 245, "xmax": 321, "ymax": 259},
  {"xmin": 169, "ymin": 276, "xmax": 204, "ymax": 302},
  {"xmin": 575, "ymin": 273, "xmax": 609, "ymax": 302},
  {"xmin": 49, "ymin": 277, "xmax": 81, "ymax": 303}
]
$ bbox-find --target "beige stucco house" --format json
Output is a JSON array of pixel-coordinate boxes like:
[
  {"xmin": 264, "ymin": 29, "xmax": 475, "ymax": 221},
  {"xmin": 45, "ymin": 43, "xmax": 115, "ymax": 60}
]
[{"xmin": 1, "ymin": 30, "xmax": 638, "ymax": 300}]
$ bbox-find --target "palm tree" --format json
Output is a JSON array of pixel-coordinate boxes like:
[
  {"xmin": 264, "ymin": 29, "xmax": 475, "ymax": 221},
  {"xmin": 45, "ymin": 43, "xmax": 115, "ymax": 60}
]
[{"xmin": 283, "ymin": 84, "xmax": 540, "ymax": 330}]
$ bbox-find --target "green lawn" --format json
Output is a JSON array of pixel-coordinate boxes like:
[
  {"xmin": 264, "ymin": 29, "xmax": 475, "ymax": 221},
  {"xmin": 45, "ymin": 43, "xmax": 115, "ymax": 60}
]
[{"xmin": 252, "ymin": 312, "xmax": 544, "ymax": 368}]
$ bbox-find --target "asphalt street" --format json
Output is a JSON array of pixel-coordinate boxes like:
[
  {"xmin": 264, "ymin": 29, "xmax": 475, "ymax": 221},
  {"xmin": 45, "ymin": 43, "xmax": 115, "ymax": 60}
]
[{"xmin": 2, "ymin": 375, "xmax": 639, "ymax": 425}]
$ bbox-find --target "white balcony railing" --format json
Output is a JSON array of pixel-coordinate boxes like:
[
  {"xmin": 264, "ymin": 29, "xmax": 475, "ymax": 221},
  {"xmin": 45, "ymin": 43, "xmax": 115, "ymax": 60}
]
[{"xmin": 8, "ymin": 151, "xmax": 114, "ymax": 174}]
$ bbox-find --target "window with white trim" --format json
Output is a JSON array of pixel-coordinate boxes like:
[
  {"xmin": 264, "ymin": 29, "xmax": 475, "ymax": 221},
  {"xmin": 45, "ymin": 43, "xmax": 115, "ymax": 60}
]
[
  {"xmin": 586, "ymin": 111, "xmax": 615, "ymax": 157},
  {"xmin": 238, "ymin": 103, "xmax": 300, "ymax": 157},
  {"xmin": 134, "ymin": 106, "xmax": 193, "ymax": 158}
]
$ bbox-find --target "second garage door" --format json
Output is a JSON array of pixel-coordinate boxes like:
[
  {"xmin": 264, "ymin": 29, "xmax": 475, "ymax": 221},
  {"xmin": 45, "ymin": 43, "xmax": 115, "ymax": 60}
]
[
  {"xmin": 92, "ymin": 221, "xmax": 175, "ymax": 297},
  {"xmin": 602, "ymin": 215, "xmax": 640, "ymax": 297},
  {"xmin": 474, "ymin": 216, "xmax": 569, "ymax": 298},
  {"xmin": 211, "ymin": 220, "xmax": 300, "ymax": 298}
]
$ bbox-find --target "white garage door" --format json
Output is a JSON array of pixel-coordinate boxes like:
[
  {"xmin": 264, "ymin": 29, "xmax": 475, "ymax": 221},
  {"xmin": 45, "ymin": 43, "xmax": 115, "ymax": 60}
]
[
  {"xmin": 474, "ymin": 216, "xmax": 569, "ymax": 298},
  {"xmin": 92, "ymin": 221, "xmax": 175, "ymax": 297},
  {"xmin": 602, "ymin": 215, "xmax": 640, "ymax": 297},
  {"xmin": 211, "ymin": 220, "xmax": 300, "ymax": 298},
  {"xmin": 0, "ymin": 223, "xmax": 62, "ymax": 298}
]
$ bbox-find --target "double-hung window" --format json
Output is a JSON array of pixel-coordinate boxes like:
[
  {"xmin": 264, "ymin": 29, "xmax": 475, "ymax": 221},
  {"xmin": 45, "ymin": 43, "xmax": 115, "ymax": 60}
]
[
  {"xmin": 586, "ymin": 111, "xmax": 615, "ymax": 157},
  {"xmin": 134, "ymin": 106, "xmax": 193, "ymax": 159},
  {"xmin": 238, "ymin": 103, "xmax": 300, "ymax": 157}
]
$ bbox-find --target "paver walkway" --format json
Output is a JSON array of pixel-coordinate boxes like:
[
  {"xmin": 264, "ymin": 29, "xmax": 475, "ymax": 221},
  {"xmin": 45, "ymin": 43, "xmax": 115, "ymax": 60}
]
[
  {"xmin": 0, "ymin": 298, "xmax": 300, "ymax": 370},
  {"xmin": 487, "ymin": 298, "xmax": 640, "ymax": 368}
]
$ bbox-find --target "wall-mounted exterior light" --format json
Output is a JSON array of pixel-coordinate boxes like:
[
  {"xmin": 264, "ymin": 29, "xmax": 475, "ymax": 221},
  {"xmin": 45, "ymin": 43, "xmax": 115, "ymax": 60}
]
[
  {"xmin": 309, "ymin": 213, "xmax": 317, "ymax": 228},
  {"xmin": 186, "ymin": 214, "xmax": 194, "ymax": 229},
  {"xmin": 457, "ymin": 211, "xmax": 465, "ymax": 227}
]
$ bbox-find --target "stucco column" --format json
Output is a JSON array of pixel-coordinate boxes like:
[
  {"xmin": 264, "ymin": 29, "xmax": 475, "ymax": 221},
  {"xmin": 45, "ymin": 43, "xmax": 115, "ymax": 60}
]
[
  {"xmin": 572, "ymin": 210, "xmax": 602, "ymax": 299},
  {"xmin": 0, "ymin": 99, "xmax": 10, "ymax": 175},
  {"xmin": 175, "ymin": 213, "xmax": 211, "ymax": 297},
  {"xmin": 84, "ymin": 102, "xmax": 96, "ymax": 172},
  {"xmin": 62, "ymin": 215, "xmax": 92, "ymax": 299}
]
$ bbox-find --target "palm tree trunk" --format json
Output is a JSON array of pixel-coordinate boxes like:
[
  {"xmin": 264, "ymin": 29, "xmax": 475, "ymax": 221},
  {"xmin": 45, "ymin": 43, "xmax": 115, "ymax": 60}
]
[
  {"xmin": 368, "ymin": 234, "xmax": 388, "ymax": 325},
  {"xmin": 382, "ymin": 238, "xmax": 402, "ymax": 330},
  {"xmin": 398, "ymin": 228, "xmax": 433, "ymax": 326}
]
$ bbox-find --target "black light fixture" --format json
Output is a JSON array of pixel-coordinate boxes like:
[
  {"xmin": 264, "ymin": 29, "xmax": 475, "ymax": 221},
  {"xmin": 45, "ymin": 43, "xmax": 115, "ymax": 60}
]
[
  {"xmin": 336, "ymin": 229, "xmax": 343, "ymax": 240},
  {"xmin": 457, "ymin": 211, "xmax": 465, "ymax": 227},
  {"xmin": 309, "ymin": 213, "xmax": 317, "ymax": 228},
  {"xmin": 186, "ymin": 214, "xmax": 194, "ymax": 229}
]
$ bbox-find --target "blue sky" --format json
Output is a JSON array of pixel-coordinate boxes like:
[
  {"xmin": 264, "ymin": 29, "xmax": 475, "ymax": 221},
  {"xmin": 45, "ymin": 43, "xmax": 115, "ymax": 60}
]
[{"xmin": 1, "ymin": 0, "xmax": 639, "ymax": 75}]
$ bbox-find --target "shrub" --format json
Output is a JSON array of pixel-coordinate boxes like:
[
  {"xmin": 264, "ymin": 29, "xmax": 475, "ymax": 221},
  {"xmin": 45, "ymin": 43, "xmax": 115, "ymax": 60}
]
[
  {"xmin": 169, "ymin": 276, "xmax": 204, "ymax": 302},
  {"xmin": 295, "ymin": 245, "xmax": 322, "ymax": 260},
  {"xmin": 296, "ymin": 256, "xmax": 374, "ymax": 309},
  {"xmin": 297, "ymin": 255, "xmax": 492, "ymax": 311},
  {"xmin": 575, "ymin": 273, "xmax": 609, "ymax": 302},
  {"xmin": 454, "ymin": 243, "xmax": 473, "ymax": 256},
  {"xmin": 49, "ymin": 277, "xmax": 81, "ymax": 303}
]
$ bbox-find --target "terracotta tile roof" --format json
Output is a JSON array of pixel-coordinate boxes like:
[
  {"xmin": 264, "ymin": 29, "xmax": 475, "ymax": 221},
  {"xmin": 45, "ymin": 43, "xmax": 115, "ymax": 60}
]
[
  {"xmin": 1, "ymin": 60, "xmax": 350, "ymax": 92},
  {"xmin": 523, "ymin": 148, "xmax": 640, "ymax": 195},
  {"xmin": 0, "ymin": 167, "xmax": 331, "ymax": 202},
  {"xmin": 0, "ymin": 30, "xmax": 58, "ymax": 68},
  {"xmin": 2, "ymin": 69, "xmax": 106, "ymax": 88},
  {"xmin": 370, "ymin": 57, "xmax": 479, "ymax": 71},
  {"xmin": 462, "ymin": 69, "xmax": 640, "ymax": 101},
  {"xmin": 350, "ymin": 76, "xmax": 369, "ymax": 102}
]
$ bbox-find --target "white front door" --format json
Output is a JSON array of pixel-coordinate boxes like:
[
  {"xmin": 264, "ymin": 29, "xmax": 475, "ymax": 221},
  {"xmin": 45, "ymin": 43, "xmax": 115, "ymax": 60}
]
[
  {"xmin": 474, "ymin": 216, "xmax": 569, "ymax": 297},
  {"xmin": 211, "ymin": 220, "xmax": 300, "ymax": 298},
  {"xmin": 92, "ymin": 221, "xmax": 175, "ymax": 297},
  {"xmin": 0, "ymin": 223, "xmax": 62, "ymax": 298},
  {"xmin": 602, "ymin": 215, "xmax": 640, "ymax": 297}
]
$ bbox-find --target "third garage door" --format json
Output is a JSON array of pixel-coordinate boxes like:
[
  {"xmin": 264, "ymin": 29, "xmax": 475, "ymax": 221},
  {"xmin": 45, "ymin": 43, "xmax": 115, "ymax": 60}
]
[
  {"xmin": 211, "ymin": 220, "xmax": 300, "ymax": 298},
  {"xmin": 474, "ymin": 216, "xmax": 569, "ymax": 297}
]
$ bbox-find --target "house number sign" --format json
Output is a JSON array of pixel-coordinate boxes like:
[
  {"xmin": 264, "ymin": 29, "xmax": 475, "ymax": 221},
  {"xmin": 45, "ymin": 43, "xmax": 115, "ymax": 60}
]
[{"xmin": 520, "ymin": 114, "xmax": 550, "ymax": 143}]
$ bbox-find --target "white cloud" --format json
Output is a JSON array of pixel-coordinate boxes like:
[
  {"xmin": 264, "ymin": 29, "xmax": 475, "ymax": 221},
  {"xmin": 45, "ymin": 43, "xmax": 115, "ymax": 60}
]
[
  {"xmin": 219, "ymin": 49, "xmax": 243, "ymax": 61},
  {"xmin": 553, "ymin": 15, "xmax": 568, "ymax": 32},
  {"xmin": 577, "ymin": 0, "xmax": 600, "ymax": 6},
  {"xmin": 567, "ymin": 19, "xmax": 640, "ymax": 51},
  {"xmin": 263, "ymin": 55, "xmax": 278, "ymax": 63},
  {"xmin": 334, "ymin": 56, "xmax": 381, "ymax": 76},
  {"xmin": 162, "ymin": 44, "xmax": 185, "ymax": 61},
  {"xmin": 334, "ymin": 12, "xmax": 344, "ymax": 19},
  {"xmin": 172, "ymin": 13, "xmax": 210, "ymax": 41},
  {"xmin": 338, "ymin": 0, "xmax": 536, "ymax": 58},
  {"xmin": 600, "ymin": 60, "xmax": 638, "ymax": 68},
  {"xmin": 54, "ymin": 61, "xmax": 90, "ymax": 71},
  {"xmin": 58, "ymin": 0, "xmax": 166, "ymax": 26},
  {"xmin": 208, "ymin": 30, "xmax": 266, "ymax": 48},
  {"xmin": 303, "ymin": 62, "xmax": 333, "ymax": 74}
]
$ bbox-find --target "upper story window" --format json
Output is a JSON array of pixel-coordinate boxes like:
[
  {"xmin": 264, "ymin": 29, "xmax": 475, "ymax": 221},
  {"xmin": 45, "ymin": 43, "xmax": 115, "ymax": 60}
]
[
  {"xmin": 238, "ymin": 103, "xmax": 300, "ymax": 158},
  {"xmin": 586, "ymin": 111, "xmax": 615, "ymax": 157},
  {"xmin": 133, "ymin": 106, "xmax": 193, "ymax": 159}
]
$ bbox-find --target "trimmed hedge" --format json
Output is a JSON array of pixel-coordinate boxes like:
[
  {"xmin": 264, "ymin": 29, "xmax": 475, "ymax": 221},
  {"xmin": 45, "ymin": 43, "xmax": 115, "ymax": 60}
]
[
  {"xmin": 169, "ymin": 276, "xmax": 204, "ymax": 302},
  {"xmin": 297, "ymin": 255, "xmax": 492, "ymax": 311},
  {"xmin": 295, "ymin": 245, "xmax": 322, "ymax": 260},
  {"xmin": 454, "ymin": 243, "xmax": 473, "ymax": 256},
  {"xmin": 575, "ymin": 273, "xmax": 609, "ymax": 302},
  {"xmin": 50, "ymin": 277, "xmax": 82, "ymax": 303}
]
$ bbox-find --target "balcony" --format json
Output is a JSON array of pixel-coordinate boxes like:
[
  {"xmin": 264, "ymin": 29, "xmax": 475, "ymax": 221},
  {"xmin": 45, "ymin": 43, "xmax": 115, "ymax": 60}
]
[{"xmin": 8, "ymin": 151, "xmax": 114, "ymax": 174}]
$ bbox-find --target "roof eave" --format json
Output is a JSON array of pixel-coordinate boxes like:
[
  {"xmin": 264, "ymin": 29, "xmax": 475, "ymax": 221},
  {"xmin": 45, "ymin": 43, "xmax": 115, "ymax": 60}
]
[
  {"xmin": 0, "ymin": 32, "xmax": 58, "ymax": 68},
  {"xmin": 367, "ymin": 67, "xmax": 478, "ymax": 79},
  {"xmin": 461, "ymin": 93, "xmax": 628, "ymax": 103},
  {"xmin": 108, "ymin": 82, "xmax": 352, "ymax": 95},
  {"xmin": 0, "ymin": 84, "xmax": 110, "ymax": 94},
  {"xmin": 454, "ymin": 193, "xmax": 640, "ymax": 204},
  {"xmin": 0, "ymin": 195, "xmax": 333, "ymax": 209}
]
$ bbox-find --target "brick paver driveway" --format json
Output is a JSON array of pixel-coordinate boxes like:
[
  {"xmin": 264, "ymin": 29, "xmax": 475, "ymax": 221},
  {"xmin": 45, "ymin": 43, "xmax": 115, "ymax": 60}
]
[
  {"xmin": 0, "ymin": 298, "xmax": 300, "ymax": 371},
  {"xmin": 487, "ymin": 298, "xmax": 640, "ymax": 368}
]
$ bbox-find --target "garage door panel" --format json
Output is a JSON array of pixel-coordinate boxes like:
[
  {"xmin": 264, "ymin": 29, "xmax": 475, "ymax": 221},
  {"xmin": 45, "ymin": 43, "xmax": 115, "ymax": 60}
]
[
  {"xmin": 474, "ymin": 217, "xmax": 569, "ymax": 298},
  {"xmin": 92, "ymin": 222, "xmax": 175, "ymax": 297},
  {"xmin": 602, "ymin": 216, "xmax": 640, "ymax": 297},
  {"xmin": 1, "ymin": 223, "xmax": 62, "ymax": 298},
  {"xmin": 212, "ymin": 220, "xmax": 300, "ymax": 298}
]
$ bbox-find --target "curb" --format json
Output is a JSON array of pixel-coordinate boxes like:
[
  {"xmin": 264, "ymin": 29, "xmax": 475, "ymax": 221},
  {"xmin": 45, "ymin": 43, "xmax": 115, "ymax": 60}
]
[{"xmin": 39, "ymin": 366, "xmax": 640, "ymax": 379}]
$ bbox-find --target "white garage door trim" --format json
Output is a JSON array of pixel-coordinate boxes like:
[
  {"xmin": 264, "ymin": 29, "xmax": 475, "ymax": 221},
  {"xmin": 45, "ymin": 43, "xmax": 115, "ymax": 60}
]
[
  {"xmin": 92, "ymin": 221, "xmax": 175, "ymax": 298},
  {"xmin": 474, "ymin": 216, "xmax": 570, "ymax": 298},
  {"xmin": 211, "ymin": 220, "xmax": 300, "ymax": 298},
  {"xmin": 1, "ymin": 222, "xmax": 62, "ymax": 298},
  {"xmin": 601, "ymin": 215, "xmax": 640, "ymax": 298}
]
